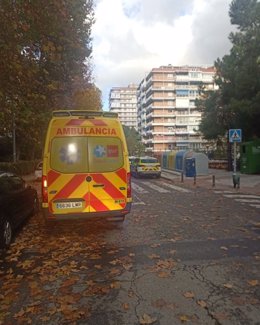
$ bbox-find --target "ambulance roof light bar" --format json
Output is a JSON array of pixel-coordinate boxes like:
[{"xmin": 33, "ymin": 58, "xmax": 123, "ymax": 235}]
[{"xmin": 52, "ymin": 110, "xmax": 118, "ymax": 118}]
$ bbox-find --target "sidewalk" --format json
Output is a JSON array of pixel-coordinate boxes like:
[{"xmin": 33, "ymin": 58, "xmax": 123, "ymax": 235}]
[{"xmin": 161, "ymin": 168, "xmax": 260, "ymax": 195}]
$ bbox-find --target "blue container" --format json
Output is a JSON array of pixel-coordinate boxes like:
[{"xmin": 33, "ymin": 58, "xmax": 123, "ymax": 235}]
[
  {"xmin": 176, "ymin": 150, "xmax": 186, "ymax": 171},
  {"xmin": 185, "ymin": 158, "xmax": 196, "ymax": 177}
]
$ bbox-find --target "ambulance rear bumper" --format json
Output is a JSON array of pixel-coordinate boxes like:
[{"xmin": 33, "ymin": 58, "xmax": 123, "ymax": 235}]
[{"xmin": 42, "ymin": 203, "xmax": 131, "ymax": 221}]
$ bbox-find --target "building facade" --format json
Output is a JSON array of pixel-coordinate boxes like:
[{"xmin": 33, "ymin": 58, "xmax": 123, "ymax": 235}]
[
  {"xmin": 109, "ymin": 84, "xmax": 138, "ymax": 129},
  {"xmin": 137, "ymin": 65, "xmax": 217, "ymax": 153}
]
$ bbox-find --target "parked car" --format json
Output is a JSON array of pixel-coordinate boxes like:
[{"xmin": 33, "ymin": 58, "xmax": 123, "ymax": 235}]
[
  {"xmin": 0, "ymin": 172, "xmax": 39, "ymax": 249},
  {"xmin": 131, "ymin": 156, "xmax": 161, "ymax": 178},
  {"xmin": 129, "ymin": 156, "xmax": 136, "ymax": 165},
  {"xmin": 34, "ymin": 161, "xmax": 43, "ymax": 181}
]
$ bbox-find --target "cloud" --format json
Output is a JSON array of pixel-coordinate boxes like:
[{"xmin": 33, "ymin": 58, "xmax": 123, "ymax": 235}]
[{"xmin": 92, "ymin": 0, "xmax": 234, "ymax": 109}]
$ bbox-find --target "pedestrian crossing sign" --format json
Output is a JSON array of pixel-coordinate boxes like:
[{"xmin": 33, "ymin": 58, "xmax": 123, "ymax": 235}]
[{"xmin": 229, "ymin": 129, "xmax": 242, "ymax": 143}]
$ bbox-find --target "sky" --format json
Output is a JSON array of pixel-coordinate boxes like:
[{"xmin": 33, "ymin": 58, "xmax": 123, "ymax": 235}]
[{"xmin": 91, "ymin": 0, "xmax": 235, "ymax": 110}]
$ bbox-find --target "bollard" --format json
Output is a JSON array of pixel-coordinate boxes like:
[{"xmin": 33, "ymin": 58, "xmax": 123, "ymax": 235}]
[
  {"xmin": 212, "ymin": 175, "xmax": 215, "ymax": 187},
  {"xmin": 193, "ymin": 175, "xmax": 196, "ymax": 185},
  {"xmin": 233, "ymin": 174, "xmax": 240, "ymax": 189},
  {"xmin": 181, "ymin": 172, "xmax": 184, "ymax": 183}
]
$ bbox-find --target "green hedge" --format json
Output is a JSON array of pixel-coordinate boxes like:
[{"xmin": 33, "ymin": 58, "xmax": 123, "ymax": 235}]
[{"xmin": 0, "ymin": 160, "xmax": 40, "ymax": 175}]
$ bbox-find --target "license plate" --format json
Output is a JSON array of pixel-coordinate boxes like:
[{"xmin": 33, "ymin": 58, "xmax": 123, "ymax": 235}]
[{"xmin": 56, "ymin": 202, "xmax": 83, "ymax": 209}]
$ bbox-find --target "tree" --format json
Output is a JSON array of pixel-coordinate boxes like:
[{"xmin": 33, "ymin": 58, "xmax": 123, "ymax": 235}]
[
  {"xmin": 123, "ymin": 126, "xmax": 145, "ymax": 156},
  {"xmin": 0, "ymin": 0, "xmax": 95, "ymax": 160},
  {"xmin": 73, "ymin": 84, "xmax": 102, "ymax": 111},
  {"xmin": 199, "ymin": 0, "xmax": 260, "ymax": 142}
]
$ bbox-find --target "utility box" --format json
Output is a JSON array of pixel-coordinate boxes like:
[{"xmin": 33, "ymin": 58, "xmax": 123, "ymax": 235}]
[
  {"xmin": 240, "ymin": 140, "xmax": 260, "ymax": 174},
  {"xmin": 185, "ymin": 158, "xmax": 196, "ymax": 177}
]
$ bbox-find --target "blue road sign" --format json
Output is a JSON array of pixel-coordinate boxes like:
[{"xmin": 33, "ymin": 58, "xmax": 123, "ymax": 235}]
[{"xmin": 229, "ymin": 129, "xmax": 242, "ymax": 143}]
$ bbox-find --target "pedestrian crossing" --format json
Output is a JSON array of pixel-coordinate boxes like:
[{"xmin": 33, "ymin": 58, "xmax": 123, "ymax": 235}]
[
  {"xmin": 131, "ymin": 181, "xmax": 260, "ymax": 210},
  {"xmin": 131, "ymin": 180, "xmax": 191, "ymax": 206},
  {"xmin": 214, "ymin": 191, "xmax": 260, "ymax": 209},
  {"xmin": 131, "ymin": 181, "xmax": 191, "ymax": 194}
]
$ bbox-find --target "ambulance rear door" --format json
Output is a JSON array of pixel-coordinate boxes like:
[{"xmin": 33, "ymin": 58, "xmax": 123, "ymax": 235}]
[{"xmin": 87, "ymin": 136, "xmax": 127, "ymax": 214}]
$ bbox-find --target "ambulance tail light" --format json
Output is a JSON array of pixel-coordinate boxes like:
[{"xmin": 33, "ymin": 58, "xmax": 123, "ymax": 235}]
[
  {"xmin": 42, "ymin": 175, "xmax": 48, "ymax": 203},
  {"xmin": 127, "ymin": 172, "xmax": 131, "ymax": 198}
]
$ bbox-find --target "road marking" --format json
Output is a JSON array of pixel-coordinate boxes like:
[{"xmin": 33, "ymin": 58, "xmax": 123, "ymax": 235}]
[
  {"xmin": 132, "ymin": 193, "xmax": 146, "ymax": 206},
  {"xmin": 234, "ymin": 199, "xmax": 260, "ymax": 203},
  {"xmin": 223, "ymin": 194, "xmax": 260, "ymax": 199},
  {"xmin": 131, "ymin": 183, "xmax": 148, "ymax": 193},
  {"xmin": 132, "ymin": 201, "xmax": 146, "ymax": 206},
  {"xmin": 145, "ymin": 183, "xmax": 170, "ymax": 193},
  {"xmin": 249, "ymin": 204, "xmax": 260, "ymax": 209},
  {"xmin": 162, "ymin": 183, "xmax": 191, "ymax": 193}
]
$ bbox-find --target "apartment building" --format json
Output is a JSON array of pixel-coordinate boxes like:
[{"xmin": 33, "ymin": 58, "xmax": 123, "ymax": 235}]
[
  {"xmin": 137, "ymin": 65, "xmax": 217, "ymax": 153},
  {"xmin": 109, "ymin": 84, "xmax": 138, "ymax": 129}
]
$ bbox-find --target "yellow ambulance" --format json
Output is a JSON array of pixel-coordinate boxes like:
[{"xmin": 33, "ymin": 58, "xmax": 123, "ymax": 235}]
[{"xmin": 42, "ymin": 110, "xmax": 132, "ymax": 221}]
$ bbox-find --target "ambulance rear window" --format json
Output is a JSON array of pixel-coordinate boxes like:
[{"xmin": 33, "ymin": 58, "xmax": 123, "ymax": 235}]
[{"xmin": 50, "ymin": 137, "xmax": 123, "ymax": 173}]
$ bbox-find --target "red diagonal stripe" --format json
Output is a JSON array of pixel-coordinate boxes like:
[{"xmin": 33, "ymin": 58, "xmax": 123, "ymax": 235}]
[
  {"xmin": 92, "ymin": 174, "xmax": 124, "ymax": 199},
  {"xmin": 66, "ymin": 119, "xmax": 85, "ymax": 126},
  {"xmin": 52, "ymin": 174, "xmax": 86, "ymax": 201},
  {"xmin": 89, "ymin": 192, "xmax": 109, "ymax": 211},
  {"xmin": 47, "ymin": 170, "xmax": 60, "ymax": 186},
  {"xmin": 90, "ymin": 119, "xmax": 107, "ymax": 126},
  {"xmin": 116, "ymin": 168, "xmax": 127, "ymax": 182}
]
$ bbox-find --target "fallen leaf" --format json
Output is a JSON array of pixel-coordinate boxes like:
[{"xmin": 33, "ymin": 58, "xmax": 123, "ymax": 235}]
[
  {"xmin": 157, "ymin": 271, "xmax": 170, "ymax": 278},
  {"xmin": 139, "ymin": 313, "xmax": 157, "ymax": 324},
  {"xmin": 223, "ymin": 283, "xmax": 233, "ymax": 289},
  {"xmin": 183, "ymin": 291, "xmax": 195, "ymax": 298},
  {"xmin": 247, "ymin": 279, "xmax": 258, "ymax": 286},
  {"xmin": 123, "ymin": 263, "xmax": 133, "ymax": 271},
  {"xmin": 150, "ymin": 243, "xmax": 161, "ymax": 248},
  {"xmin": 14, "ymin": 309, "xmax": 26, "ymax": 318},
  {"xmin": 220, "ymin": 246, "xmax": 228, "ymax": 251},
  {"xmin": 197, "ymin": 300, "xmax": 207, "ymax": 308},
  {"xmin": 179, "ymin": 314, "xmax": 189, "ymax": 322},
  {"xmin": 122, "ymin": 303, "xmax": 129, "ymax": 310},
  {"xmin": 148, "ymin": 254, "xmax": 160, "ymax": 260},
  {"xmin": 110, "ymin": 282, "xmax": 121, "ymax": 289}
]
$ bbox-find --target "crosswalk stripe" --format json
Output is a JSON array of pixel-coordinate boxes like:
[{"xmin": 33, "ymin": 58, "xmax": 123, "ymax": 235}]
[
  {"xmin": 223, "ymin": 194, "xmax": 260, "ymax": 199},
  {"xmin": 131, "ymin": 183, "xmax": 148, "ymax": 193},
  {"xmin": 234, "ymin": 199, "xmax": 260, "ymax": 203},
  {"xmin": 132, "ymin": 201, "xmax": 146, "ymax": 205},
  {"xmin": 163, "ymin": 183, "xmax": 191, "ymax": 193},
  {"xmin": 144, "ymin": 183, "xmax": 170, "ymax": 193},
  {"xmin": 249, "ymin": 204, "xmax": 260, "ymax": 208}
]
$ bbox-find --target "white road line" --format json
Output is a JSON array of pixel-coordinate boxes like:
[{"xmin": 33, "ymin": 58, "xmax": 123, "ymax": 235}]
[
  {"xmin": 234, "ymin": 199, "xmax": 260, "ymax": 203},
  {"xmin": 163, "ymin": 183, "xmax": 191, "ymax": 193},
  {"xmin": 132, "ymin": 201, "xmax": 146, "ymax": 206},
  {"xmin": 223, "ymin": 194, "xmax": 260, "ymax": 199},
  {"xmin": 214, "ymin": 191, "xmax": 233, "ymax": 194},
  {"xmin": 145, "ymin": 183, "xmax": 170, "ymax": 193},
  {"xmin": 132, "ymin": 193, "xmax": 146, "ymax": 206},
  {"xmin": 131, "ymin": 183, "xmax": 148, "ymax": 194},
  {"xmin": 250, "ymin": 204, "xmax": 260, "ymax": 208}
]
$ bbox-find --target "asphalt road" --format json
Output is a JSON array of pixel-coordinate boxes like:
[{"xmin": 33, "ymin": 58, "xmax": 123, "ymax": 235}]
[{"xmin": 0, "ymin": 176, "xmax": 260, "ymax": 325}]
